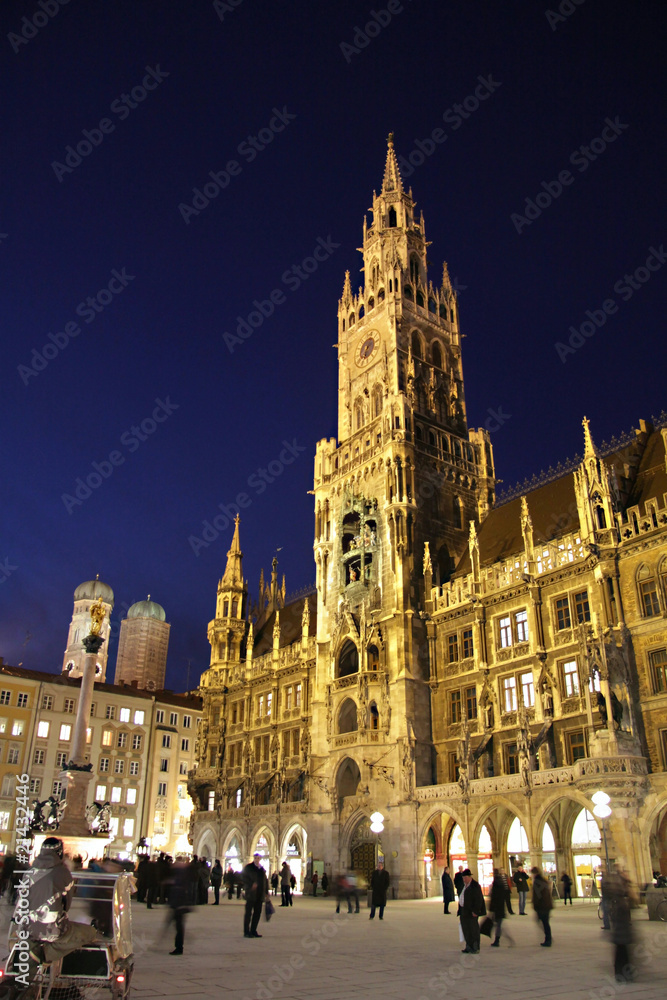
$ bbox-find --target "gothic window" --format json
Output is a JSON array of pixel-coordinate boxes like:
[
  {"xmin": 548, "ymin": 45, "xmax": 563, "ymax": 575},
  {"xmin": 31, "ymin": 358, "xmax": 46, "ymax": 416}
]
[
  {"xmin": 349, "ymin": 313, "xmax": 355, "ymax": 326},
  {"xmin": 223, "ymin": 600, "xmax": 229, "ymax": 617},
  {"xmin": 453, "ymin": 497, "xmax": 463, "ymax": 530},
  {"xmin": 404, "ymin": 284, "xmax": 413, "ymax": 299},
  {"xmin": 439, "ymin": 303, "xmax": 447, "ymax": 319},
  {"xmin": 354, "ymin": 398, "xmax": 364, "ymax": 430},
  {"xmin": 595, "ymin": 504, "xmax": 607, "ymax": 529},
  {"xmin": 450, "ymin": 308, "xmax": 455, "ymax": 322},
  {"xmin": 367, "ymin": 645, "xmax": 379, "ymax": 671},
  {"xmin": 416, "ymin": 290, "xmax": 425, "ymax": 308},
  {"xmin": 388, "ymin": 206, "xmax": 397, "ymax": 227},
  {"xmin": 450, "ymin": 690, "xmax": 462, "ymax": 723},
  {"xmin": 367, "ymin": 296, "xmax": 375, "ymax": 311},
  {"xmin": 428, "ymin": 431, "xmax": 436, "ymax": 447},
  {"xmin": 378, "ymin": 287, "xmax": 385, "ymax": 301},
  {"xmin": 337, "ymin": 641, "xmax": 359, "ymax": 678},
  {"xmin": 410, "ymin": 256, "xmax": 420, "ymax": 284},
  {"xmin": 342, "ymin": 511, "xmax": 361, "ymax": 554},
  {"xmin": 369, "ymin": 704, "xmax": 379, "ymax": 730},
  {"xmin": 388, "ymin": 279, "xmax": 392, "ymax": 292},
  {"xmin": 231, "ymin": 599, "xmax": 239, "ymax": 617},
  {"xmin": 432, "ymin": 341, "xmax": 443, "ymax": 368},
  {"xmin": 415, "ymin": 425, "xmax": 422, "ymax": 440},
  {"xmin": 370, "ymin": 261, "xmax": 379, "ymax": 288},
  {"xmin": 411, "ymin": 331, "xmax": 422, "ymax": 359},
  {"xmin": 428, "ymin": 298, "xmax": 437, "ymax": 313},
  {"xmin": 337, "ymin": 698, "xmax": 358, "ymax": 734},
  {"xmin": 359, "ymin": 304, "xmax": 365, "ymax": 319}
]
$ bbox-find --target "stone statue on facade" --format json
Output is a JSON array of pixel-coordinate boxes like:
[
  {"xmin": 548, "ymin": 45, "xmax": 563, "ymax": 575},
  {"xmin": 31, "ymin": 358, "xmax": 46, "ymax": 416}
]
[{"xmin": 541, "ymin": 682, "xmax": 554, "ymax": 717}]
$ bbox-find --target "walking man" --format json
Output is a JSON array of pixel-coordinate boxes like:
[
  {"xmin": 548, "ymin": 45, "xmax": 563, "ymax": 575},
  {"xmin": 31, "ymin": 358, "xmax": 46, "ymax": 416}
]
[
  {"xmin": 457, "ymin": 868, "xmax": 486, "ymax": 954},
  {"xmin": 210, "ymin": 859, "xmax": 223, "ymax": 905},
  {"xmin": 242, "ymin": 853, "xmax": 268, "ymax": 938},
  {"xmin": 513, "ymin": 864, "xmax": 529, "ymax": 915},
  {"xmin": 369, "ymin": 861, "xmax": 390, "ymax": 920},
  {"xmin": 280, "ymin": 861, "xmax": 292, "ymax": 907},
  {"xmin": 531, "ymin": 867, "xmax": 553, "ymax": 947}
]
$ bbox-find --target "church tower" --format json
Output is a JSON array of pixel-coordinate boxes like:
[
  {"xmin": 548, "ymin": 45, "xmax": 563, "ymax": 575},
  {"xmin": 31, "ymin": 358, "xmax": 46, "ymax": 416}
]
[
  {"xmin": 62, "ymin": 577, "xmax": 114, "ymax": 681},
  {"xmin": 310, "ymin": 137, "xmax": 495, "ymax": 892}
]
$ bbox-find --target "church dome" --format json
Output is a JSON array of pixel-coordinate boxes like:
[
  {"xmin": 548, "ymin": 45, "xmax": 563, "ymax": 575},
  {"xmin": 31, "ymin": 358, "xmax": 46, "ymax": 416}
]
[
  {"xmin": 74, "ymin": 578, "xmax": 114, "ymax": 604},
  {"xmin": 127, "ymin": 597, "xmax": 166, "ymax": 622}
]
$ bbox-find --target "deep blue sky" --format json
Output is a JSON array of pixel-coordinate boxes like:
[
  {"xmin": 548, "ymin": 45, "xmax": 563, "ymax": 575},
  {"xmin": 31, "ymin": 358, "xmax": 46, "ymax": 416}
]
[{"xmin": 2, "ymin": 0, "xmax": 665, "ymax": 689}]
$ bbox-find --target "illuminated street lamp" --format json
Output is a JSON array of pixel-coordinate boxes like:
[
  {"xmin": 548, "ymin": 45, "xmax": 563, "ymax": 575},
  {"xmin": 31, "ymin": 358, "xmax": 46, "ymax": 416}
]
[
  {"xmin": 592, "ymin": 791, "xmax": 612, "ymax": 872},
  {"xmin": 370, "ymin": 811, "xmax": 384, "ymax": 864}
]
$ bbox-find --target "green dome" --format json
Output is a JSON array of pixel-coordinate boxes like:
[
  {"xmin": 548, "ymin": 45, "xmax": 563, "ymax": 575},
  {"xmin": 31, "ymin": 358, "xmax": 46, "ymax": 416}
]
[
  {"xmin": 74, "ymin": 578, "xmax": 114, "ymax": 604},
  {"xmin": 127, "ymin": 597, "xmax": 166, "ymax": 622}
]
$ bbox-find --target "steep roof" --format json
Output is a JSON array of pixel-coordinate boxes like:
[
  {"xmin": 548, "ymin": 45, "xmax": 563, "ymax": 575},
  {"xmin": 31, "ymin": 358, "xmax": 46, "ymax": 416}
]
[
  {"xmin": 624, "ymin": 427, "xmax": 667, "ymax": 512},
  {"xmin": 252, "ymin": 592, "xmax": 316, "ymax": 657}
]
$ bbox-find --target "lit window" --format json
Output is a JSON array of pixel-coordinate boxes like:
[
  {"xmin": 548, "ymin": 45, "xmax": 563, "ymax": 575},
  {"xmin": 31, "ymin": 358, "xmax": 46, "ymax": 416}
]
[
  {"xmin": 236, "ymin": 789, "xmax": 242, "ymax": 808},
  {"xmin": 119, "ymin": 708, "xmax": 130, "ymax": 723},
  {"xmin": 589, "ymin": 672, "xmax": 601, "ymax": 693},
  {"xmin": 17, "ymin": 693, "xmax": 29, "ymax": 709},
  {"xmin": 111, "ymin": 789, "xmax": 122, "ymax": 805},
  {"xmin": 515, "ymin": 610, "xmax": 529, "ymax": 643},
  {"xmin": 177, "ymin": 784, "xmax": 186, "ymax": 799},
  {"xmin": 170, "ymin": 713, "xmax": 178, "ymax": 727},
  {"xmin": 95, "ymin": 785, "xmax": 106, "ymax": 800},
  {"xmin": 37, "ymin": 721, "xmax": 50, "ymax": 738},
  {"xmin": 86, "ymin": 728, "xmax": 92, "ymax": 744},
  {"xmin": 117, "ymin": 732, "xmax": 127, "ymax": 748},
  {"xmin": 59, "ymin": 724, "xmax": 72, "ymax": 741},
  {"xmin": 129, "ymin": 761, "xmax": 139, "ymax": 776},
  {"xmin": 208, "ymin": 791, "xmax": 215, "ymax": 811},
  {"xmin": 0, "ymin": 720, "xmax": 5, "ymax": 734},
  {"xmin": 102, "ymin": 730, "xmax": 113, "ymax": 747},
  {"xmin": 100, "ymin": 758, "xmax": 109, "ymax": 772},
  {"xmin": 563, "ymin": 660, "xmax": 580, "ymax": 697},
  {"xmin": 123, "ymin": 818, "xmax": 134, "ymax": 837},
  {"xmin": 114, "ymin": 759, "xmax": 124, "ymax": 774},
  {"xmin": 499, "ymin": 616, "xmax": 512, "ymax": 648},
  {"xmin": 521, "ymin": 672, "xmax": 535, "ymax": 708},
  {"xmin": 162, "ymin": 734, "xmax": 171, "ymax": 748},
  {"xmin": 11, "ymin": 721, "xmax": 24, "ymax": 737},
  {"xmin": 64, "ymin": 698, "xmax": 75, "ymax": 714},
  {"xmin": 126, "ymin": 788, "xmax": 137, "ymax": 805},
  {"xmin": 109, "ymin": 817, "xmax": 119, "ymax": 837},
  {"xmin": 181, "ymin": 738, "xmax": 189, "ymax": 752},
  {"xmin": 267, "ymin": 693, "xmax": 272, "ymax": 717},
  {"xmin": 134, "ymin": 710, "xmax": 145, "ymax": 725},
  {"xmin": 0, "ymin": 812, "xmax": 11, "ymax": 830},
  {"xmin": 503, "ymin": 676, "xmax": 517, "ymax": 712},
  {"xmin": 258, "ymin": 695, "xmax": 264, "ymax": 717},
  {"xmin": 183, "ymin": 715, "xmax": 191, "ymax": 729}
]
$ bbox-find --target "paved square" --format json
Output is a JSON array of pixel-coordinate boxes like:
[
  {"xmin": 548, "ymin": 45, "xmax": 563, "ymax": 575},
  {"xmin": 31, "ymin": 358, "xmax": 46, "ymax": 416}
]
[{"xmin": 123, "ymin": 895, "xmax": 667, "ymax": 1000}]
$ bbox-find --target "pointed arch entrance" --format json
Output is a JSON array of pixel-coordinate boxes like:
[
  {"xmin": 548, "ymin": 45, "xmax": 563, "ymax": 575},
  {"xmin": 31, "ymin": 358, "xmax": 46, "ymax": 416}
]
[
  {"xmin": 281, "ymin": 824, "xmax": 307, "ymax": 894},
  {"xmin": 350, "ymin": 816, "xmax": 375, "ymax": 887}
]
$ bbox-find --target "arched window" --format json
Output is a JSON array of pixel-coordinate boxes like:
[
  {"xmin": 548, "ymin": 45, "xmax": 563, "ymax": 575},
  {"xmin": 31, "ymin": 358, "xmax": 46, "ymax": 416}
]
[
  {"xmin": 378, "ymin": 287, "xmax": 385, "ymax": 301},
  {"xmin": 223, "ymin": 600, "xmax": 229, "ymax": 617},
  {"xmin": 231, "ymin": 599, "xmax": 239, "ymax": 618},
  {"xmin": 411, "ymin": 331, "xmax": 422, "ymax": 359},
  {"xmin": 369, "ymin": 703, "xmax": 379, "ymax": 730},
  {"xmin": 358, "ymin": 304, "xmax": 365, "ymax": 319},
  {"xmin": 367, "ymin": 645, "xmax": 379, "ymax": 671},
  {"xmin": 388, "ymin": 279, "xmax": 392, "ymax": 292},
  {"xmin": 428, "ymin": 298, "xmax": 437, "ymax": 313},
  {"xmin": 338, "ymin": 640, "xmax": 359, "ymax": 678},
  {"xmin": 372, "ymin": 385, "xmax": 383, "ymax": 419},
  {"xmin": 404, "ymin": 284, "xmax": 413, "ymax": 299},
  {"xmin": 336, "ymin": 757, "xmax": 360, "ymax": 798},
  {"xmin": 349, "ymin": 313, "xmax": 355, "ymax": 326},
  {"xmin": 337, "ymin": 698, "xmax": 358, "ymax": 733},
  {"xmin": 432, "ymin": 341, "xmax": 443, "ymax": 368},
  {"xmin": 410, "ymin": 256, "xmax": 420, "ymax": 284},
  {"xmin": 367, "ymin": 296, "xmax": 375, "ymax": 311},
  {"xmin": 388, "ymin": 206, "xmax": 397, "ymax": 227},
  {"xmin": 416, "ymin": 290, "xmax": 425, "ymax": 308},
  {"xmin": 370, "ymin": 260, "xmax": 379, "ymax": 288}
]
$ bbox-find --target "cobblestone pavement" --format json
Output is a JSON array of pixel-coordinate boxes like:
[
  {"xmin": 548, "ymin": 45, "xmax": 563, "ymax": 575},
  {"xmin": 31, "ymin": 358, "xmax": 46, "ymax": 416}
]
[{"xmin": 122, "ymin": 895, "xmax": 667, "ymax": 1000}]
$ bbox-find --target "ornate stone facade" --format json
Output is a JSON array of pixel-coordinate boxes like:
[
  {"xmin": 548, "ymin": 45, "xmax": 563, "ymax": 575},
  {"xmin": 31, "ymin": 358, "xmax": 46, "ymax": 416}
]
[{"xmin": 189, "ymin": 139, "xmax": 667, "ymax": 895}]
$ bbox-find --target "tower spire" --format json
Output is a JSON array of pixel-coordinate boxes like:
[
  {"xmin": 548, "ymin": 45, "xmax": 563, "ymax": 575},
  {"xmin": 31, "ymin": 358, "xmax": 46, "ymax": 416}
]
[
  {"xmin": 582, "ymin": 416, "xmax": 598, "ymax": 459},
  {"xmin": 221, "ymin": 514, "xmax": 243, "ymax": 589},
  {"xmin": 382, "ymin": 132, "xmax": 403, "ymax": 194}
]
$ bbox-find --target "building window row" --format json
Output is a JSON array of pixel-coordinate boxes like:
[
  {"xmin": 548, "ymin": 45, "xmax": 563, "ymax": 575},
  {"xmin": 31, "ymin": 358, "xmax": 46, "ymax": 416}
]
[
  {"xmin": 446, "ymin": 628, "xmax": 474, "ymax": 664},
  {"xmin": 0, "ymin": 690, "xmax": 30, "ymax": 708}
]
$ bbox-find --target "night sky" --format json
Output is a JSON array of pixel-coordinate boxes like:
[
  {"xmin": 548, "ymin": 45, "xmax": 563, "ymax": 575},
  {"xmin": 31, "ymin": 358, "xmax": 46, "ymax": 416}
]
[{"xmin": 2, "ymin": 0, "xmax": 665, "ymax": 689}]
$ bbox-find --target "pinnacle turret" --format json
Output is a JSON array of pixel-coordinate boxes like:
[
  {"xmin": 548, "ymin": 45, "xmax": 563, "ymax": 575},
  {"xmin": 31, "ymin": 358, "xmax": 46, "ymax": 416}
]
[
  {"xmin": 221, "ymin": 514, "xmax": 243, "ymax": 590},
  {"xmin": 381, "ymin": 132, "xmax": 404, "ymax": 194}
]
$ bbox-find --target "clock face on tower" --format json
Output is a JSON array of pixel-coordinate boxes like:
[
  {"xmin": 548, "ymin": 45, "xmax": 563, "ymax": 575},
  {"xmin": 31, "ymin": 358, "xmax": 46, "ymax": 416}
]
[{"xmin": 356, "ymin": 332, "xmax": 380, "ymax": 368}]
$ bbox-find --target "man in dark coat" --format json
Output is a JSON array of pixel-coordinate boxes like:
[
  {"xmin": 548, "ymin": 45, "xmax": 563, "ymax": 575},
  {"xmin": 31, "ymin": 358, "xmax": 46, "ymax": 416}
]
[
  {"xmin": 531, "ymin": 867, "xmax": 553, "ymax": 946},
  {"xmin": 441, "ymin": 866, "xmax": 455, "ymax": 914},
  {"xmin": 210, "ymin": 860, "xmax": 223, "ymax": 905},
  {"xmin": 369, "ymin": 861, "xmax": 390, "ymax": 920},
  {"xmin": 242, "ymin": 853, "xmax": 268, "ymax": 938},
  {"xmin": 453, "ymin": 865, "xmax": 465, "ymax": 897},
  {"xmin": 457, "ymin": 868, "xmax": 486, "ymax": 954},
  {"xmin": 166, "ymin": 862, "xmax": 191, "ymax": 955},
  {"xmin": 489, "ymin": 869, "xmax": 514, "ymax": 947}
]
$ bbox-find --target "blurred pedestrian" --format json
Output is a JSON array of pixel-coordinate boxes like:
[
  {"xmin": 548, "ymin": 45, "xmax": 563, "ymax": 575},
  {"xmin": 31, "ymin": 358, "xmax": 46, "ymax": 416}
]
[
  {"xmin": 198, "ymin": 858, "xmax": 210, "ymax": 904},
  {"xmin": 369, "ymin": 861, "xmax": 390, "ymax": 920},
  {"xmin": 145, "ymin": 858, "xmax": 160, "ymax": 909},
  {"xmin": 311, "ymin": 871, "xmax": 319, "ymax": 895},
  {"xmin": 531, "ymin": 867, "xmax": 553, "ymax": 947},
  {"xmin": 457, "ymin": 868, "xmax": 485, "ymax": 954},
  {"xmin": 224, "ymin": 866, "xmax": 235, "ymax": 900},
  {"xmin": 321, "ymin": 872, "xmax": 329, "ymax": 896},
  {"xmin": 607, "ymin": 869, "xmax": 635, "ymax": 982},
  {"xmin": 500, "ymin": 867, "xmax": 514, "ymax": 914},
  {"xmin": 489, "ymin": 868, "xmax": 514, "ymax": 947},
  {"xmin": 135, "ymin": 856, "xmax": 149, "ymax": 903},
  {"xmin": 280, "ymin": 861, "xmax": 292, "ymax": 907},
  {"xmin": 441, "ymin": 865, "xmax": 455, "ymax": 914},
  {"xmin": 166, "ymin": 861, "xmax": 191, "ymax": 955},
  {"xmin": 242, "ymin": 853, "xmax": 268, "ymax": 938},
  {"xmin": 210, "ymin": 860, "xmax": 223, "ymax": 904},
  {"xmin": 270, "ymin": 871, "xmax": 279, "ymax": 896}
]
